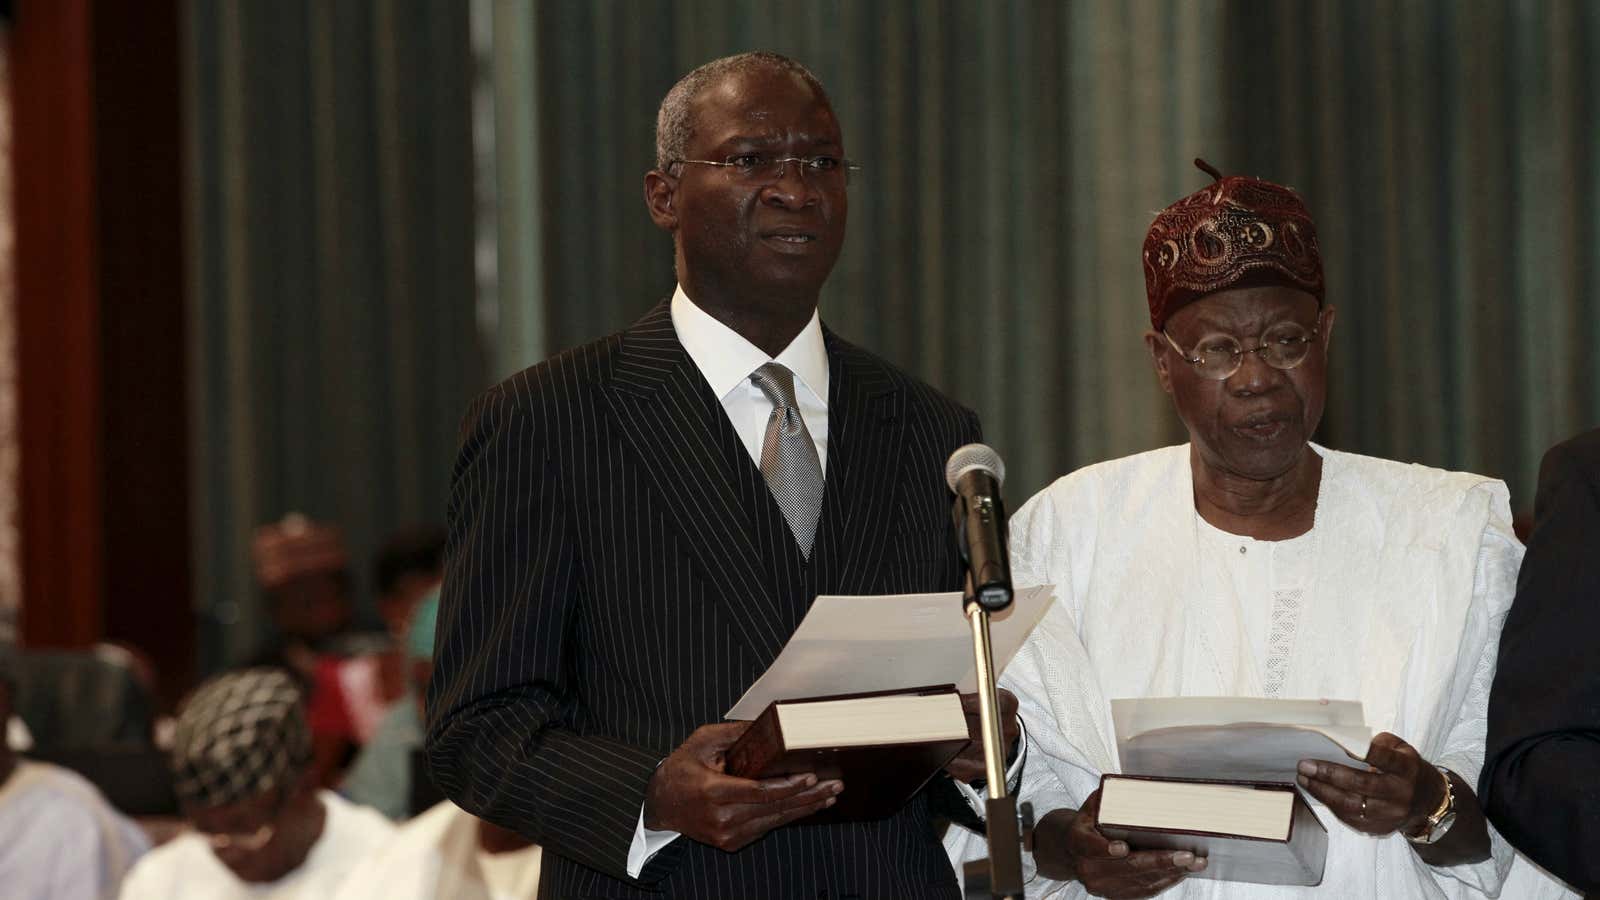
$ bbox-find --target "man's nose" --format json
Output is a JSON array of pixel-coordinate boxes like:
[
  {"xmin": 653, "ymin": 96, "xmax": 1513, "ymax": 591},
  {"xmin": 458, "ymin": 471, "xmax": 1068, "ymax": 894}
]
[
  {"xmin": 762, "ymin": 159, "xmax": 817, "ymax": 209},
  {"xmin": 1227, "ymin": 346, "xmax": 1286, "ymax": 395}
]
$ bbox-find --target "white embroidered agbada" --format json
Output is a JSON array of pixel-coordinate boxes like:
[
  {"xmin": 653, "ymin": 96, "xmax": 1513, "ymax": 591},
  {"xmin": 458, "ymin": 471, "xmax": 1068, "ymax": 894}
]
[{"xmin": 945, "ymin": 444, "xmax": 1577, "ymax": 899}]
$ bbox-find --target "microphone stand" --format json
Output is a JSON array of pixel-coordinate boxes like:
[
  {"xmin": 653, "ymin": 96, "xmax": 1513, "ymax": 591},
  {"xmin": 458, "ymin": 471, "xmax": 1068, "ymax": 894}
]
[{"xmin": 959, "ymin": 582, "xmax": 1032, "ymax": 898}]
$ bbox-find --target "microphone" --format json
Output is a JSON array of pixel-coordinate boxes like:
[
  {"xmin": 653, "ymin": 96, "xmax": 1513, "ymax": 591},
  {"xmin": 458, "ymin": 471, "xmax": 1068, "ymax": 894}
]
[{"xmin": 945, "ymin": 443, "xmax": 1013, "ymax": 611}]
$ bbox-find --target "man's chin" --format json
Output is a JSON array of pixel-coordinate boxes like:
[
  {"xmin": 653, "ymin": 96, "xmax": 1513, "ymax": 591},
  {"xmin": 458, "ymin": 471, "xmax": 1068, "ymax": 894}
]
[{"xmin": 1214, "ymin": 436, "xmax": 1310, "ymax": 482}]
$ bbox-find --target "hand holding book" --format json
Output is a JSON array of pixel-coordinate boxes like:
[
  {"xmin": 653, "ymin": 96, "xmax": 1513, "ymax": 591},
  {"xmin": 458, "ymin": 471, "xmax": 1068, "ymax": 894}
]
[
  {"xmin": 643, "ymin": 722, "xmax": 843, "ymax": 852},
  {"xmin": 1033, "ymin": 789, "xmax": 1207, "ymax": 899},
  {"xmin": 945, "ymin": 688, "xmax": 1021, "ymax": 783},
  {"xmin": 1295, "ymin": 730, "xmax": 1490, "ymax": 867}
]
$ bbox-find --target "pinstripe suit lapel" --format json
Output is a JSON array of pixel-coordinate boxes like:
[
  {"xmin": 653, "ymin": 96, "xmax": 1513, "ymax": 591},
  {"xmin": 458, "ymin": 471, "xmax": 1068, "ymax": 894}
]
[
  {"xmin": 811, "ymin": 329, "xmax": 904, "ymax": 589},
  {"xmin": 603, "ymin": 301, "xmax": 792, "ymax": 665}
]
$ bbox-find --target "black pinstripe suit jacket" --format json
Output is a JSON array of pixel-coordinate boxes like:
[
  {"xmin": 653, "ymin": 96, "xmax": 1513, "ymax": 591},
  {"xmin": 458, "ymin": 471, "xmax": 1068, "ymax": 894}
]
[{"xmin": 426, "ymin": 300, "xmax": 981, "ymax": 899}]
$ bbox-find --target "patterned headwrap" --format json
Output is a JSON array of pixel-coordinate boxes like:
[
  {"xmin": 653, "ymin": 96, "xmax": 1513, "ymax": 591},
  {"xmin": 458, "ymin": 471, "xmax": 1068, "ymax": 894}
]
[
  {"xmin": 1143, "ymin": 158, "xmax": 1324, "ymax": 330},
  {"xmin": 252, "ymin": 513, "xmax": 349, "ymax": 590},
  {"xmin": 171, "ymin": 668, "xmax": 311, "ymax": 809}
]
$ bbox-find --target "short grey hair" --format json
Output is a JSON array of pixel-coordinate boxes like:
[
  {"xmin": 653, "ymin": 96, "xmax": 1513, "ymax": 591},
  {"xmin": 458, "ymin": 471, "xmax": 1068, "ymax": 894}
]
[{"xmin": 655, "ymin": 52, "xmax": 832, "ymax": 171}]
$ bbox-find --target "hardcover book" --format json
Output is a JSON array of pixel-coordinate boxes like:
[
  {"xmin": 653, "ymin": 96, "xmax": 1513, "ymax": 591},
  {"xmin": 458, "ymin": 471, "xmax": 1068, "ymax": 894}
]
[
  {"xmin": 1097, "ymin": 774, "xmax": 1328, "ymax": 887},
  {"xmin": 725, "ymin": 685, "xmax": 971, "ymax": 823}
]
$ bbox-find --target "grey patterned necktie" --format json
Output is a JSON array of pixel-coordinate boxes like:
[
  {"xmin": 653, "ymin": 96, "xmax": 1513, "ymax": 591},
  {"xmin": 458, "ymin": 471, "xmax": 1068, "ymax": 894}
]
[{"xmin": 750, "ymin": 362, "xmax": 825, "ymax": 559}]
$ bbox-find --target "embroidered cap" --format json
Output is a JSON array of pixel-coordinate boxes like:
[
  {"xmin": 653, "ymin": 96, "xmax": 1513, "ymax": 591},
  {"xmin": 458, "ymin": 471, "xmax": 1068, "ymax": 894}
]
[{"xmin": 1143, "ymin": 158, "xmax": 1325, "ymax": 330}]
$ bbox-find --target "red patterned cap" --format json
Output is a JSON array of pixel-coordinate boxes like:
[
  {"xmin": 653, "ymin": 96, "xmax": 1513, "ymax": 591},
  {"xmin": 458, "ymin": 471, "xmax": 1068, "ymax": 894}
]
[{"xmin": 1143, "ymin": 159, "xmax": 1324, "ymax": 330}]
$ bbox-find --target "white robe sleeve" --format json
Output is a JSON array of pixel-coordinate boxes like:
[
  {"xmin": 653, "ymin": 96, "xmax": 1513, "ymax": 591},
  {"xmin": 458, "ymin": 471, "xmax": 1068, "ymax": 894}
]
[
  {"xmin": 1411, "ymin": 488, "xmax": 1519, "ymax": 896},
  {"xmin": 944, "ymin": 483, "xmax": 1111, "ymax": 899}
]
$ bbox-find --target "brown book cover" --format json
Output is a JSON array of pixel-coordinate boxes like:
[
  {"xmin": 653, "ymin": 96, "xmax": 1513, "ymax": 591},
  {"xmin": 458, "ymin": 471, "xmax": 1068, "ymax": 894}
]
[
  {"xmin": 1096, "ymin": 774, "xmax": 1328, "ymax": 887},
  {"xmin": 725, "ymin": 685, "xmax": 971, "ymax": 824}
]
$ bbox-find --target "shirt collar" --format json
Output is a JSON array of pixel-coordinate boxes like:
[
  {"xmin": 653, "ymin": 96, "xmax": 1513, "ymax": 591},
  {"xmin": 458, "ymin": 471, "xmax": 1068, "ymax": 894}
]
[{"xmin": 670, "ymin": 284, "xmax": 829, "ymax": 406}]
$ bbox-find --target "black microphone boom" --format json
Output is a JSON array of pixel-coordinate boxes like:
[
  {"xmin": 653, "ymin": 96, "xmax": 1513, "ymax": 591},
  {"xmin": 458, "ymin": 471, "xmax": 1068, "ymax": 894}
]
[{"xmin": 945, "ymin": 443, "xmax": 1013, "ymax": 611}]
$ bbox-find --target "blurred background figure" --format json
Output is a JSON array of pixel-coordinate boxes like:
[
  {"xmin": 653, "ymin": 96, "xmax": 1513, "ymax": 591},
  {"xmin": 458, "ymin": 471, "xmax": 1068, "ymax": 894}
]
[
  {"xmin": 331, "ymin": 797, "xmax": 541, "ymax": 900},
  {"xmin": 342, "ymin": 588, "xmax": 439, "ymax": 821},
  {"xmin": 333, "ymin": 590, "xmax": 541, "ymax": 899},
  {"xmin": 119, "ymin": 668, "xmax": 392, "ymax": 899},
  {"xmin": 372, "ymin": 526, "xmax": 446, "ymax": 644},
  {"xmin": 247, "ymin": 513, "xmax": 358, "ymax": 680},
  {"xmin": 0, "ymin": 647, "xmax": 150, "ymax": 899}
]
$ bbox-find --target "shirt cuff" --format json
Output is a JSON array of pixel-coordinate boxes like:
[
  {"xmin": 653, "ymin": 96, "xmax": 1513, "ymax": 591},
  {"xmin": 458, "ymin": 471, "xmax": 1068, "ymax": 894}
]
[
  {"xmin": 952, "ymin": 716, "xmax": 1030, "ymax": 818},
  {"xmin": 626, "ymin": 803, "xmax": 682, "ymax": 878}
]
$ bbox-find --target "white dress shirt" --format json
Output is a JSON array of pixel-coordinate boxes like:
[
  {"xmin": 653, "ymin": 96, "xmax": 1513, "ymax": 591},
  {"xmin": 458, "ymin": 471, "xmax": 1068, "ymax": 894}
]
[
  {"xmin": 627, "ymin": 285, "xmax": 831, "ymax": 876},
  {"xmin": 669, "ymin": 283, "xmax": 830, "ymax": 472}
]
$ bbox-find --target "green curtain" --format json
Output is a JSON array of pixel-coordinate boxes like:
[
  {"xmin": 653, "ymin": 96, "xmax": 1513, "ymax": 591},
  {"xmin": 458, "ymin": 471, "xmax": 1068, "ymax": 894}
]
[
  {"xmin": 185, "ymin": 0, "xmax": 1600, "ymax": 667},
  {"xmin": 185, "ymin": 0, "xmax": 485, "ymax": 668},
  {"xmin": 494, "ymin": 0, "xmax": 1599, "ymax": 511},
  {"xmin": 494, "ymin": 0, "xmax": 1227, "ymax": 502},
  {"xmin": 1221, "ymin": 0, "xmax": 1600, "ymax": 508}
]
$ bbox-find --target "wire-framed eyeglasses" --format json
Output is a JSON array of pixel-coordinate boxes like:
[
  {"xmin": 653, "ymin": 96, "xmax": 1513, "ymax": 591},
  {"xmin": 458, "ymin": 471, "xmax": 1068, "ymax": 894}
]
[
  {"xmin": 1162, "ymin": 321, "xmax": 1321, "ymax": 381},
  {"xmin": 669, "ymin": 154, "xmax": 861, "ymax": 185}
]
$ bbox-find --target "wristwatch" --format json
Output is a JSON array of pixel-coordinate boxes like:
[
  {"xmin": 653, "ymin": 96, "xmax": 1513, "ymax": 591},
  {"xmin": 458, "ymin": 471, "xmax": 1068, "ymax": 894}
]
[{"xmin": 1404, "ymin": 766, "xmax": 1457, "ymax": 845}]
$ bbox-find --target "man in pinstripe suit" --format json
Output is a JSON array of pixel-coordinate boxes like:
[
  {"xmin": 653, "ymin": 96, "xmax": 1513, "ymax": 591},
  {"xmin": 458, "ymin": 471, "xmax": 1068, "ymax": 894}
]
[{"xmin": 426, "ymin": 53, "xmax": 999, "ymax": 898}]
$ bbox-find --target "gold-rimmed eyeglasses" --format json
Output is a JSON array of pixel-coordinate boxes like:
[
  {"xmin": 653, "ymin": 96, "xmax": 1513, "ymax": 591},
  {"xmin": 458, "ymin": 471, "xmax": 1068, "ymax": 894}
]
[
  {"xmin": 669, "ymin": 154, "xmax": 860, "ymax": 185},
  {"xmin": 1162, "ymin": 321, "xmax": 1321, "ymax": 381}
]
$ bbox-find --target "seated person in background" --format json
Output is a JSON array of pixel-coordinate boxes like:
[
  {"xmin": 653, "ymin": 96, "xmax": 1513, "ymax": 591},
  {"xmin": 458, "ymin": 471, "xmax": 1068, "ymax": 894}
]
[
  {"xmin": 1480, "ymin": 427, "xmax": 1600, "ymax": 895},
  {"xmin": 119, "ymin": 668, "xmax": 393, "ymax": 899},
  {"xmin": 343, "ymin": 589, "xmax": 440, "ymax": 820},
  {"xmin": 331, "ymin": 800, "xmax": 540, "ymax": 900},
  {"xmin": 0, "ymin": 648, "xmax": 149, "ymax": 899},
  {"xmin": 248, "ymin": 513, "xmax": 360, "ymax": 683},
  {"xmin": 372, "ymin": 526, "xmax": 446, "ymax": 643},
  {"xmin": 251, "ymin": 514, "xmax": 405, "ymax": 785},
  {"xmin": 334, "ymin": 598, "xmax": 541, "ymax": 899},
  {"xmin": 948, "ymin": 161, "xmax": 1573, "ymax": 898}
]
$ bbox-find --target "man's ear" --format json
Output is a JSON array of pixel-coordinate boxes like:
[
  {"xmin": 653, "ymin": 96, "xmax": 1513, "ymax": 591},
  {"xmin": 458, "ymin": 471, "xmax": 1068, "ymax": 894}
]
[
  {"xmin": 1144, "ymin": 331, "xmax": 1175, "ymax": 396},
  {"xmin": 644, "ymin": 169, "xmax": 679, "ymax": 231},
  {"xmin": 1318, "ymin": 304, "xmax": 1337, "ymax": 352}
]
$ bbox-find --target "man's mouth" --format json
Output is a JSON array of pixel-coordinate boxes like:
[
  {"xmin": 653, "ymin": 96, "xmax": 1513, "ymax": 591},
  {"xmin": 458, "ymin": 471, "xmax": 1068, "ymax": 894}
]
[
  {"xmin": 761, "ymin": 228, "xmax": 819, "ymax": 246},
  {"xmin": 1232, "ymin": 411, "xmax": 1294, "ymax": 440}
]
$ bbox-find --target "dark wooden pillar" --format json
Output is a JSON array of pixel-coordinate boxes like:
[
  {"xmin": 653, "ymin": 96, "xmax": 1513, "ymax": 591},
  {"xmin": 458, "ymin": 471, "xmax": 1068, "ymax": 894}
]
[{"xmin": 10, "ymin": 0, "xmax": 193, "ymax": 704}]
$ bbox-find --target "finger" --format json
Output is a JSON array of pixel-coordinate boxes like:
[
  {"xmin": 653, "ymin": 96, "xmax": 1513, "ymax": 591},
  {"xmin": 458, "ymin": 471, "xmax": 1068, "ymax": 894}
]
[
  {"xmin": 1297, "ymin": 759, "xmax": 1385, "ymax": 796},
  {"xmin": 685, "ymin": 721, "xmax": 754, "ymax": 755},
  {"xmin": 1067, "ymin": 795, "xmax": 1120, "ymax": 859},
  {"xmin": 703, "ymin": 770, "xmax": 820, "ymax": 805},
  {"xmin": 1130, "ymin": 866, "xmax": 1196, "ymax": 894},
  {"xmin": 1294, "ymin": 774, "xmax": 1362, "ymax": 816},
  {"xmin": 740, "ymin": 790, "xmax": 840, "ymax": 839},
  {"xmin": 1363, "ymin": 732, "xmax": 1418, "ymax": 775},
  {"xmin": 1296, "ymin": 776, "xmax": 1398, "ymax": 831},
  {"xmin": 1119, "ymin": 849, "xmax": 1199, "ymax": 874},
  {"xmin": 735, "ymin": 779, "xmax": 842, "ymax": 817}
]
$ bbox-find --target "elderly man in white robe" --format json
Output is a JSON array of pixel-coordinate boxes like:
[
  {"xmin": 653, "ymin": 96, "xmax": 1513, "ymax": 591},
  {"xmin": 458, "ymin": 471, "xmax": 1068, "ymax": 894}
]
[
  {"xmin": 946, "ymin": 161, "xmax": 1574, "ymax": 899},
  {"xmin": 120, "ymin": 668, "xmax": 394, "ymax": 899}
]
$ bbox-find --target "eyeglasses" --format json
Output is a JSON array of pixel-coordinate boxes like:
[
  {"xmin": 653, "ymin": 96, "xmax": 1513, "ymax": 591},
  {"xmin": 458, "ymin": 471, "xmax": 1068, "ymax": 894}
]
[
  {"xmin": 1162, "ymin": 321, "xmax": 1321, "ymax": 381},
  {"xmin": 669, "ymin": 154, "xmax": 860, "ymax": 185}
]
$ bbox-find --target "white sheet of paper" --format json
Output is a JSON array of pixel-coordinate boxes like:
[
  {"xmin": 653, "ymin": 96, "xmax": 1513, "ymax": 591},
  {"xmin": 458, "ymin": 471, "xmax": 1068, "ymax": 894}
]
[
  {"xmin": 1112, "ymin": 696, "xmax": 1371, "ymax": 783},
  {"xmin": 725, "ymin": 584, "xmax": 1055, "ymax": 720}
]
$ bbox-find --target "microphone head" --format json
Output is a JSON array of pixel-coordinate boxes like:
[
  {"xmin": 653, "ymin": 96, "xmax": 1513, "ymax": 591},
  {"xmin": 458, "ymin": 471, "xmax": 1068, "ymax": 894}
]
[{"xmin": 945, "ymin": 443, "xmax": 1006, "ymax": 492}]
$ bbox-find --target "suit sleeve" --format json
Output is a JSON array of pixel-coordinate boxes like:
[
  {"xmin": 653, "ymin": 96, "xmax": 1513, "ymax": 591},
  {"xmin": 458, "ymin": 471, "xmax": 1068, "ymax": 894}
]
[
  {"xmin": 1480, "ymin": 439, "xmax": 1600, "ymax": 892},
  {"xmin": 424, "ymin": 385, "xmax": 671, "ymax": 884}
]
